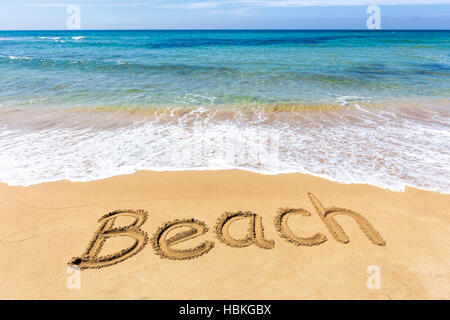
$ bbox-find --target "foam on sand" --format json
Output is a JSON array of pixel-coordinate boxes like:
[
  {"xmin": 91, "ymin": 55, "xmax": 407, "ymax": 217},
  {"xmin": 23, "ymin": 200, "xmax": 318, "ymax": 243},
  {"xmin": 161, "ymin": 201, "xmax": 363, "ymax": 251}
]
[{"xmin": 0, "ymin": 102, "xmax": 448, "ymax": 193}]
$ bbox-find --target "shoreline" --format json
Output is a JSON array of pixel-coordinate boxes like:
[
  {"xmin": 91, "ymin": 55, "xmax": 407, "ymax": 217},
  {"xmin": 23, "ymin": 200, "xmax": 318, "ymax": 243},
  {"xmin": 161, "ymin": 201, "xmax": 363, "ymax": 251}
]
[
  {"xmin": 1, "ymin": 168, "xmax": 449, "ymax": 195},
  {"xmin": 1, "ymin": 169, "xmax": 448, "ymax": 299},
  {"xmin": 2, "ymin": 101, "xmax": 449, "ymax": 193}
]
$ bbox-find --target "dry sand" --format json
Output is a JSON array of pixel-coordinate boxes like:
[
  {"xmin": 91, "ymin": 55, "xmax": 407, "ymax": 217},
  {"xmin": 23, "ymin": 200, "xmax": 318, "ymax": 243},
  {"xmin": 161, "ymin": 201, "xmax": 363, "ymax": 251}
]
[{"xmin": 0, "ymin": 170, "xmax": 448, "ymax": 299}]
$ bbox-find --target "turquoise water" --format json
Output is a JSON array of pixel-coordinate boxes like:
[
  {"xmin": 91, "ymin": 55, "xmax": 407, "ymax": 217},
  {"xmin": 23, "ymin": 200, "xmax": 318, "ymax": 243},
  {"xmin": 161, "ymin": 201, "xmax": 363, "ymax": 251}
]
[
  {"xmin": 0, "ymin": 30, "xmax": 449, "ymax": 108},
  {"xmin": 0, "ymin": 30, "xmax": 449, "ymax": 191}
]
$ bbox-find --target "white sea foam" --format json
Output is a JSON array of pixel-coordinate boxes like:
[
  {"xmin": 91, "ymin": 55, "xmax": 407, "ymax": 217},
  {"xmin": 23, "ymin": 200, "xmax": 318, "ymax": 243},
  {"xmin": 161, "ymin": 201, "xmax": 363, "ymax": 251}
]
[
  {"xmin": 39, "ymin": 36, "xmax": 61, "ymax": 40},
  {"xmin": 72, "ymin": 36, "xmax": 85, "ymax": 40},
  {"xmin": 0, "ymin": 104, "xmax": 449, "ymax": 192},
  {"xmin": 8, "ymin": 56, "xmax": 32, "ymax": 60},
  {"xmin": 336, "ymin": 95, "xmax": 372, "ymax": 107}
]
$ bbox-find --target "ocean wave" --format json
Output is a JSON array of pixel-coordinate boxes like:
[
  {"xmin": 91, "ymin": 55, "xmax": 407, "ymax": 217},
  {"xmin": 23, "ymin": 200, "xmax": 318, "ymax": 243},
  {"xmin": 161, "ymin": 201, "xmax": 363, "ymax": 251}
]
[
  {"xmin": 0, "ymin": 31, "xmax": 449, "ymax": 190},
  {"xmin": 7, "ymin": 55, "xmax": 32, "ymax": 60},
  {"xmin": 39, "ymin": 36, "xmax": 61, "ymax": 40},
  {"xmin": 37, "ymin": 36, "xmax": 83, "ymax": 42},
  {"xmin": 0, "ymin": 102, "xmax": 449, "ymax": 193},
  {"xmin": 0, "ymin": 37, "xmax": 21, "ymax": 41}
]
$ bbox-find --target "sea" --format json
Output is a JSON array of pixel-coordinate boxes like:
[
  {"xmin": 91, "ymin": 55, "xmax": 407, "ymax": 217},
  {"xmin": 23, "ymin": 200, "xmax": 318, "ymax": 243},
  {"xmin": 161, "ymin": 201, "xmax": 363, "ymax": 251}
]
[{"xmin": 0, "ymin": 30, "xmax": 449, "ymax": 192}]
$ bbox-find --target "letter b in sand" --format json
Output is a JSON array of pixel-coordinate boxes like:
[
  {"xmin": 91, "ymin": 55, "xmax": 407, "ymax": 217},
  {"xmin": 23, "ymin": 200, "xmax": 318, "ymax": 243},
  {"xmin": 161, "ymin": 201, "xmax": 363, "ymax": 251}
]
[{"xmin": 68, "ymin": 210, "xmax": 148, "ymax": 269}]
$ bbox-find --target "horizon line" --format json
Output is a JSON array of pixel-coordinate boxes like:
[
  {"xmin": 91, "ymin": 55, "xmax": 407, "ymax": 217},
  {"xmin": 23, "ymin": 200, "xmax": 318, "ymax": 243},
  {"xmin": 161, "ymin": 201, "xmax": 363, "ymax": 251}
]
[{"xmin": 1, "ymin": 28, "xmax": 449, "ymax": 31}]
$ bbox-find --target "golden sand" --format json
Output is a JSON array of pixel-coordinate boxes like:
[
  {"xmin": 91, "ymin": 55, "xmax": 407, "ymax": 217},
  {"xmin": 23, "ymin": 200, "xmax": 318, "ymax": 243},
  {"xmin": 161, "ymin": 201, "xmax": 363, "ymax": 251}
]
[{"xmin": 0, "ymin": 170, "xmax": 448, "ymax": 299}]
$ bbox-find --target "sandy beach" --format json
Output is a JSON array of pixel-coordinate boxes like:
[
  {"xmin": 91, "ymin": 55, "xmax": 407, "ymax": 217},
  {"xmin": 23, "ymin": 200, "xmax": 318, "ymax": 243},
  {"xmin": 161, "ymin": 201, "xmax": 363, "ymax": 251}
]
[{"xmin": 0, "ymin": 170, "xmax": 448, "ymax": 300}]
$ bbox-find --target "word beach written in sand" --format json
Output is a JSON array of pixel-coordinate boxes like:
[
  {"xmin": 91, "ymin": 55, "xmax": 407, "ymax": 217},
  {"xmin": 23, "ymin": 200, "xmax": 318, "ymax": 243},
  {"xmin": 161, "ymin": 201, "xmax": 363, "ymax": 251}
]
[{"xmin": 69, "ymin": 194, "xmax": 386, "ymax": 270}]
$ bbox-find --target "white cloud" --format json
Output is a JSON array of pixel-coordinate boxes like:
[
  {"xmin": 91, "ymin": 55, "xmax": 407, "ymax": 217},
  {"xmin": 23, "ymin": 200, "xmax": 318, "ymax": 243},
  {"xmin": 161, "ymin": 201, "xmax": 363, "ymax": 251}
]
[
  {"xmin": 231, "ymin": 0, "xmax": 450, "ymax": 6},
  {"xmin": 25, "ymin": 3, "xmax": 69, "ymax": 7},
  {"xmin": 25, "ymin": 0, "xmax": 450, "ymax": 9},
  {"xmin": 159, "ymin": 0, "xmax": 450, "ymax": 9},
  {"xmin": 158, "ymin": 2, "xmax": 222, "ymax": 9}
]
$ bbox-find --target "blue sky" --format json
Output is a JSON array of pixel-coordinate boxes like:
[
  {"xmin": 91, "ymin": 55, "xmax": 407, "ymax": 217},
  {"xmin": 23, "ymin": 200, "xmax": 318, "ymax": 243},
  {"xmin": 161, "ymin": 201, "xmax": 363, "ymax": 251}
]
[{"xmin": 0, "ymin": 0, "xmax": 449, "ymax": 30}]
